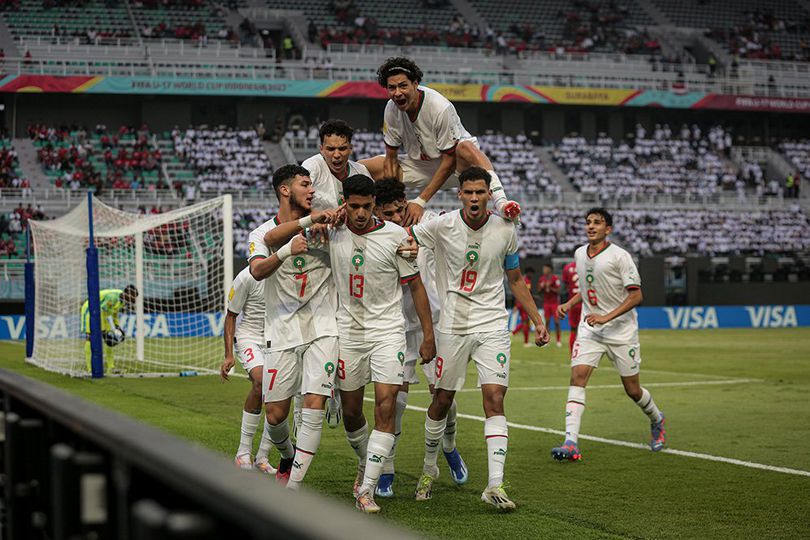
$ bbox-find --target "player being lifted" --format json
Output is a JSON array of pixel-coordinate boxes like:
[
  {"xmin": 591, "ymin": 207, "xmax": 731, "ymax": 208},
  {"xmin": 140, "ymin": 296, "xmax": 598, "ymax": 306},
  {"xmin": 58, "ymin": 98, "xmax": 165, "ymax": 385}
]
[
  {"xmin": 371, "ymin": 178, "xmax": 468, "ymax": 499},
  {"xmin": 305, "ymin": 119, "xmax": 371, "ymax": 211},
  {"xmin": 408, "ymin": 167, "xmax": 550, "ymax": 511},
  {"xmin": 328, "ymin": 174, "xmax": 435, "ymax": 514},
  {"xmin": 360, "ymin": 57, "xmax": 521, "ymax": 226},
  {"xmin": 561, "ymin": 259, "xmax": 581, "ymax": 353},
  {"xmin": 552, "ymin": 208, "xmax": 666, "ymax": 462},
  {"xmin": 248, "ymin": 164, "xmax": 342, "ymax": 490},
  {"xmin": 538, "ymin": 264, "xmax": 563, "ymax": 348},
  {"xmin": 81, "ymin": 285, "xmax": 138, "ymax": 373},
  {"xmin": 220, "ymin": 267, "xmax": 277, "ymax": 475}
]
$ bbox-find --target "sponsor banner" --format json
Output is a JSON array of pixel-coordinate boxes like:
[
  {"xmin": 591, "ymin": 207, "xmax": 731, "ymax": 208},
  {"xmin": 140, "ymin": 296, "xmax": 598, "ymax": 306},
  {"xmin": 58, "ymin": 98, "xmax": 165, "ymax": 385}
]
[
  {"xmin": 2, "ymin": 75, "xmax": 810, "ymax": 113},
  {"xmin": 3, "ymin": 305, "xmax": 807, "ymax": 340}
]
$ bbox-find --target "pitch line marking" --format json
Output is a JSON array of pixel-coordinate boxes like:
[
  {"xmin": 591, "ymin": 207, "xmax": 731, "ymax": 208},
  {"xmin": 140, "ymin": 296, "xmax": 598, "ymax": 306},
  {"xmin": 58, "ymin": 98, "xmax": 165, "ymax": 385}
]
[
  {"xmin": 407, "ymin": 378, "xmax": 762, "ymax": 395},
  {"xmin": 368, "ymin": 398, "xmax": 810, "ymax": 478},
  {"xmin": 510, "ymin": 359, "xmax": 754, "ymax": 382}
]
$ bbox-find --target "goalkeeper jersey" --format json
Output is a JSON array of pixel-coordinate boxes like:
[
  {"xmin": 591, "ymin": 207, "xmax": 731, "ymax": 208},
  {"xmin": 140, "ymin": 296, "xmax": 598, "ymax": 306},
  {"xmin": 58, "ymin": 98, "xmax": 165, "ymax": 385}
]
[{"xmin": 80, "ymin": 289, "xmax": 126, "ymax": 333}]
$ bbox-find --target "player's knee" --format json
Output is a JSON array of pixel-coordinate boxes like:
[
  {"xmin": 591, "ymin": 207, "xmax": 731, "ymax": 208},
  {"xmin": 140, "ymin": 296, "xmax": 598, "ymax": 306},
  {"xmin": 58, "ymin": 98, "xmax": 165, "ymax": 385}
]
[
  {"xmin": 265, "ymin": 408, "xmax": 285, "ymax": 426},
  {"xmin": 624, "ymin": 384, "xmax": 642, "ymax": 401},
  {"xmin": 250, "ymin": 378, "xmax": 263, "ymax": 396},
  {"xmin": 482, "ymin": 391, "xmax": 505, "ymax": 416}
]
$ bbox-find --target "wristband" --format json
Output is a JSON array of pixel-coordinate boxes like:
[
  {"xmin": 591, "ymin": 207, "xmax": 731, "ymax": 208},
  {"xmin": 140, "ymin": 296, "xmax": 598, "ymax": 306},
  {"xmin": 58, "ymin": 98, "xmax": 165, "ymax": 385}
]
[
  {"xmin": 276, "ymin": 241, "xmax": 293, "ymax": 261},
  {"xmin": 298, "ymin": 215, "xmax": 314, "ymax": 229},
  {"xmin": 412, "ymin": 197, "xmax": 427, "ymax": 208}
]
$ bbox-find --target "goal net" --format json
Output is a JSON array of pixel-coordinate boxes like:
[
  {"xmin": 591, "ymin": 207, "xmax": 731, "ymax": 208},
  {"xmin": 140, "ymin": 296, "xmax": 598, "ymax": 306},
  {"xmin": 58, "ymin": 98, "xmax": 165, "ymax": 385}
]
[{"xmin": 27, "ymin": 195, "xmax": 233, "ymax": 377}]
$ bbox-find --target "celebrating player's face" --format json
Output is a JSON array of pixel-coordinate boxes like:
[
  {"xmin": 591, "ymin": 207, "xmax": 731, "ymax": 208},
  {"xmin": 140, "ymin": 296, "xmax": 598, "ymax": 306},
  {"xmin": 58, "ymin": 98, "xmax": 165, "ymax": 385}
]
[
  {"xmin": 585, "ymin": 213, "xmax": 611, "ymax": 244},
  {"xmin": 458, "ymin": 179, "xmax": 491, "ymax": 221},
  {"xmin": 287, "ymin": 175, "xmax": 315, "ymax": 212},
  {"xmin": 346, "ymin": 194, "xmax": 375, "ymax": 231},
  {"xmin": 320, "ymin": 134, "xmax": 352, "ymax": 177},
  {"xmin": 386, "ymin": 74, "xmax": 419, "ymax": 112},
  {"xmin": 374, "ymin": 199, "xmax": 406, "ymax": 225}
]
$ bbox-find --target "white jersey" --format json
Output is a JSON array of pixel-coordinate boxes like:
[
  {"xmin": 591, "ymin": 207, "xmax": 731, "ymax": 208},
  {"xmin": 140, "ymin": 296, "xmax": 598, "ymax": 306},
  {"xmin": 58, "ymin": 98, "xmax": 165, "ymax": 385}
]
[
  {"xmin": 402, "ymin": 210, "xmax": 441, "ymax": 332},
  {"xmin": 248, "ymin": 217, "xmax": 338, "ymax": 351},
  {"xmin": 410, "ymin": 210, "xmax": 518, "ymax": 335},
  {"xmin": 575, "ymin": 242, "xmax": 641, "ymax": 344},
  {"xmin": 302, "ymin": 153, "xmax": 371, "ymax": 210},
  {"xmin": 329, "ymin": 220, "xmax": 419, "ymax": 342},
  {"xmin": 227, "ymin": 267, "xmax": 265, "ymax": 343},
  {"xmin": 383, "ymin": 86, "xmax": 475, "ymax": 161}
]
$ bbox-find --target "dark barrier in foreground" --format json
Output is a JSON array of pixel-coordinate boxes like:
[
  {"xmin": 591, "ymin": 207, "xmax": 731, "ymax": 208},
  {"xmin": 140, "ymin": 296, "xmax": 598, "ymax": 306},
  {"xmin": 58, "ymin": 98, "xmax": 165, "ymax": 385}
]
[{"xmin": 0, "ymin": 369, "xmax": 419, "ymax": 540}]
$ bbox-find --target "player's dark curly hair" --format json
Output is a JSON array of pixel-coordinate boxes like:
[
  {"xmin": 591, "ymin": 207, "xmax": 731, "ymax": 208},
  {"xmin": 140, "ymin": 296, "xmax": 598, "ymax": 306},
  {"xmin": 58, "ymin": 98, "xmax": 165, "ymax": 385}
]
[
  {"xmin": 374, "ymin": 177, "xmax": 406, "ymax": 207},
  {"xmin": 319, "ymin": 119, "xmax": 354, "ymax": 144},
  {"xmin": 458, "ymin": 167, "xmax": 491, "ymax": 188},
  {"xmin": 586, "ymin": 207, "xmax": 613, "ymax": 226},
  {"xmin": 376, "ymin": 57, "xmax": 423, "ymax": 87},
  {"xmin": 272, "ymin": 164, "xmax": 310, "ymax": 197},
  {"xmin": 343, "ymin": 174, "xmax": 376, "ymax": 199}
]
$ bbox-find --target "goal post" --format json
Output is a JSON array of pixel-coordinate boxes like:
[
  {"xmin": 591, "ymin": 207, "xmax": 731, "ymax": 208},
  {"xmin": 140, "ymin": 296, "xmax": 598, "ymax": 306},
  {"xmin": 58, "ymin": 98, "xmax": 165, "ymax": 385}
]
[{"xmin": 27, "ymin": 195, "xmax": 233, "ymax": 378}]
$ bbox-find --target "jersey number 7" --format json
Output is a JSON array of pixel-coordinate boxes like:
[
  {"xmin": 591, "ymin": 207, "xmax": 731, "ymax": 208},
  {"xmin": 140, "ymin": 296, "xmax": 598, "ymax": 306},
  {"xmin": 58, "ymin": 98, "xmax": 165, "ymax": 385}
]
[{"xmin": 295, "ymin": 272, "xmax": 308, "ymax": 298}]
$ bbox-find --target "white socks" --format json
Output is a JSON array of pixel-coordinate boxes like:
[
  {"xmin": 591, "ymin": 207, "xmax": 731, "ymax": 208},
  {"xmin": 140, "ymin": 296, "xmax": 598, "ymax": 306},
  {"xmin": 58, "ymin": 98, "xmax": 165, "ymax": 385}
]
[
  {"xmin": 635, "ymin": 387, "xmax": 663, "ymax": 423},
  {"xmin": 237, "ymin": 410, "xmax": 261, "ymax": 456},
  {"xmin": 443, "ymin": 400, "xmax": 458, "ymax": 452},
  {"xmin": 359, "ymin": 430, "xmax": 396, "ymax": 495},
  {"xmin": 423, "ymin": 414, "xmax": 447, "ymax": 476},
  {"xmin": 345, "ymin": 422, "xmax": 369, "ymax": 464},
  {"xmin": 484, "ymin": 415, "xmax": 508, "ymax": 489},
  {"xmin": 288, "ymin": 408, "xmax": 325, "ymax": 490},
  {"xmin": 565, "ymin": 386, "xmax": 586, "ymax": 444},
  {"xmin": 383, "ymin": 391, "xmax": 409, "ymax": 475},
  {"xmin": 267, "ymin": 419, "xmax": 295, "ymax": 459},
  {"xmin": 255, "ymin": 420, "xmax": 273, "ymax": 461}
]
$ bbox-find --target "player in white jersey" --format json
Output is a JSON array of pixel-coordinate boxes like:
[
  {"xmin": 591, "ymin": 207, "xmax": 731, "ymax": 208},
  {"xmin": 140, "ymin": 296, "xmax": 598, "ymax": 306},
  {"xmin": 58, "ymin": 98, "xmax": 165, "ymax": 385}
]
[
  {"xmin": 552, "ymin": 208, "xmax": 666, "ymax": 463},
  {"xmin": 220, "ymin": 267, "xmax": 277, "ymax": 475},
  {"xmin": 247, "ymin": 164, "xmax": 342, "ymax": 490},
  {"xmin": 359, "ymin": 57, "xmax": 521, "ymax": 226},
  {"xmin": 328, "ymin": 174, "xmax": 435, "ymax": 514},
  {"xmin": 408, "ymin": 167, "xmax": 550, "ymax": 511},
  {"xmin": 303, "ymin": 119, "xmax": 371, "ymax": 211},
  {"xmin": 371, "ymin": 178, "xmax": 468, "ymax": 498},
  {"xmin": 302, "ymin": 118, "xmax": 370, "ymax": 427}
]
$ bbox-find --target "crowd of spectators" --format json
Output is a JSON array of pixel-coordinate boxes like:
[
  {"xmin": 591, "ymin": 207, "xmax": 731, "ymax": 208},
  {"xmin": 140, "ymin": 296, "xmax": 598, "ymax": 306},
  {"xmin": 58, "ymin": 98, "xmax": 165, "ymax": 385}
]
[
  {"xmin": 553, "ymin": 124, "xmax": 739, "ymax": 198},
  {"xmin": 30, "ymin": 123, "xmax": 164, "ymax": 192},
  {"xmin": 779, "ymin": 140, "xmax": 808, "ymax": 194},
  {"xmin": 171, "ymin": 127, "xmax": 273, "ymax": 191},
  {"xmin": 0, "ymin": 142, "xmax": 28, "ymax": 191},
  {"xmin": 705, "ymin": 9, "xmax": 810, "ymax": 62},
  {"xmin": 0, "ymin": 204, "xmax": 47, "ymax": 257}
]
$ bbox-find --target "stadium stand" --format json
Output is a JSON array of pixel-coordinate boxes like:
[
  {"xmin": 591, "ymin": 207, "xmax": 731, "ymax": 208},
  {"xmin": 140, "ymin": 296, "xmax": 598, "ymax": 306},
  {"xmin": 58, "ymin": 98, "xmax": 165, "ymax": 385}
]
[
  {"xmin": 2, "ymin": 0, "xmax": 134, "ymax": 41},
  {"xmin": 170, "ymin": 126, "xmax": 273, "ymax": 192},
  {"xmin": 552, "ymin": 125, "xmax": 739, "ymax": 197},
  {"xmin": 132, "ymin": 0, "xmax": 235, "ymax": 42},
  {"xmin": 779, "ymin": 139, "xmax": 809, "ymax": 184}
]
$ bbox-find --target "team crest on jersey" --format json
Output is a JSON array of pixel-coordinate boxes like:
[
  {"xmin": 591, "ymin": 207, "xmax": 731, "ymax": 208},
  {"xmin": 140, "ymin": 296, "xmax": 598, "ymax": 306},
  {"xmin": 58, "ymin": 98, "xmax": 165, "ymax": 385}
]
[
  {"xmin": 496, "ymin": 353, "xmax": 507, "ymax": 365},
  {"xmin": 397, "ymin": 351, "xmax": 405, "ymax": 365},
  {"xmin": 629, "ymin": 348, "xmax": 636, "ymax": 359},
  {"xmin": 465, "ymin": 250, "xmax": 479, "ymax": 265},
  {"xmin": 586, "ymin": 272, "xmax": 594, "ymax": 284},
  {"xmin": 292, "ymin": 256, "xmax": 306, "ymax": 272},
  {"xmin": 324, "ymin": 361, "xmax": 335, "ymax": 375},
  {"xmin": 351, "ymin": 253, "xmax": 365, "ymax": 269}
]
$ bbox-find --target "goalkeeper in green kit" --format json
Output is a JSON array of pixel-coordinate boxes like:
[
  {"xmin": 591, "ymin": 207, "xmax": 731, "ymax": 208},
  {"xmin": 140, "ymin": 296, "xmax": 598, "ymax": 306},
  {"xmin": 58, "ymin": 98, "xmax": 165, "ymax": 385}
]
[{"xmin": 81, "ymin": 285, "xmax": 138, "ymax": 372}]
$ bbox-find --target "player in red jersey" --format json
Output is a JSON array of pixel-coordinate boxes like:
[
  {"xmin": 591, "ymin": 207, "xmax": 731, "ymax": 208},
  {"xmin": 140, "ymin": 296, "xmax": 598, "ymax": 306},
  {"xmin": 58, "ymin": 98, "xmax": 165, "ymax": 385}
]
[
  {"xmin": 538, "ymin": 264, "xmax": 562, "ymax": 347},
  {"xmin": 561, "ymin": 261, "xmax": 582, "ymax": 353},
  {"xmin": 512, "ymin": 267, "xmax": 534, "ymax": 346}
]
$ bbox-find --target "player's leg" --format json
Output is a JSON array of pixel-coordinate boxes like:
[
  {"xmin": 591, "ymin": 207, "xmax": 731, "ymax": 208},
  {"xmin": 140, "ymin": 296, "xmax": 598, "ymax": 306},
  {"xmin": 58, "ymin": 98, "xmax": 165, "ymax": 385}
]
[
  {"xmin": 234, "ymin": 343, "xmax": 265, "ymax": 468},
  {"xmin": 455, "ymin": 140, "xmax": 518, "ymax": 219},
  {"xmin": 286, "ymin": 337, "xmax": 338, "ymax": 490},
  {"xmin": 263, "ymin": 347, "xmax": 301, "ymax": 484},
  {"xmin": 519, "ymin": 308, "xmax": 530, "ymax": 345},
  {"xmin": 338, "ymin": 340, "xmax": 372, "ymax": 497},
  {"xmin": 552, "ymin": 309, "xmax": 562, "ymax": 347},
  {"xmin": 359, "ymin": 154, "xmax": 399, "ymax": 181},
  {"xmin": 356, "ymin": 337, "xmax": 405, "ymax": 513},
  {"xmin": 473, "ymin": 329, "xmax": 514, "ymax": 510},
  {"xmin": 551, "ymin": 339, "xmax": 602, "ymax": 461},
  {"xmin": 417, "ymin": 331, "xmax": 471, "ymax": 501},
  {"xmin": 568, "ymin": 303, "xmax": 582, "ymax": 354},
  {"xmin": 422, "ymin": 362, "xmax": 461, "ymax": 466},
  {"xmin": 610, "ymin": 344, "xmax": 666, "ymax": 451}
]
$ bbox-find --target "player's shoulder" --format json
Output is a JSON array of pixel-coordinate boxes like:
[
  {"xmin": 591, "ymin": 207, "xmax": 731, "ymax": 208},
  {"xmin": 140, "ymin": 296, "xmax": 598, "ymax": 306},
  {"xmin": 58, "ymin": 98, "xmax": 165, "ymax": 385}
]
[
  {"xmin": 350, "ymin": 159, "xmax": 371, "ymax": 177},
  {"xmin": 421, "ymin": 85, "xmax": 452, "ymax": 108},
  {"xmin": 574, "ymin": 244, "xmax": 588, "ymax": 259},
  {"xmin": 379, "ymin": 219, "xmax": 407, "ymax": 239},
  {"xmin": 251, "ymin": 216, "xmax": 279, "ymax": 235},
  {"xmin": 301, "ymin": 153, "xmax": 324, "ymax": 173},
  {"xmin": 488, "ymin": 213, "xmax": 517, "ymax": 233},
  {"xmin": 233, "ymin": 266, "xmax": 254, "ymax": 287},
  {"xmin": 607, "ymin": 242, "xmax": 633, "ymax": 259}
]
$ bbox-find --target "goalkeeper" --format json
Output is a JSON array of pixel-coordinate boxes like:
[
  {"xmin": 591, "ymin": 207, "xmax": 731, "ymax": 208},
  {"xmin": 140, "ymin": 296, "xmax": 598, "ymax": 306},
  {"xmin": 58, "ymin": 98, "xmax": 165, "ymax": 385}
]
[{"xmin": 81, "ymin": 285, "xmax": 139, "ymax": 372}]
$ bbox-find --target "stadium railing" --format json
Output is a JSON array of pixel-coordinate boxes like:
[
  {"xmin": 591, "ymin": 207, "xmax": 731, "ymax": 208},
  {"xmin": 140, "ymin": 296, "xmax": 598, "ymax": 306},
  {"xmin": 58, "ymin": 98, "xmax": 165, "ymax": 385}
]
[
  {"xmin": 0, "ymin": 368, "xmax": 418, "ymax": 540},
  {"xmin": 0, "ymin": 259, "xmax": 25, "ymax": 300}
]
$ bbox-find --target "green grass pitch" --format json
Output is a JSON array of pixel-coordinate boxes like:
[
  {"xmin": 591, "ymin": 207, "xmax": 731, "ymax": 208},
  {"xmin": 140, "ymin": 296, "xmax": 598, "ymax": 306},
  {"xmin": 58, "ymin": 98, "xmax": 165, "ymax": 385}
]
[{"xmin": 2, "ymin": 328, "xmax": 809, "ymax": 538}]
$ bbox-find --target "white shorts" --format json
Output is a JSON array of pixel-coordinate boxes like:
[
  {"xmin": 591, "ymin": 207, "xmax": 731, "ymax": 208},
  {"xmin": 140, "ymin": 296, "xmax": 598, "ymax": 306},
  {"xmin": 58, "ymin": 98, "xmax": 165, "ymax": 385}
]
[
  {"xmin": 399, "ymin": 156, "xmax": 462, "ymax": 191},
  {"xmin": 338, "ymin": 335, "xmax": 406, "ymax": 392},
  {"xmin": 405, "ymin": 328, "xmax": 436, "ymax": 386},
  {"xmin": 434, "ymin": 328, "xmax": 511, "ymax": 392},
  {"xmin": 571, "ymin": 337, "xmax": 641, "ymax": 377},
  {"xmin": 263, "ymin": 336, "xmax": 339, "ymax": 403},
  {"xmin": 235, "ymin": 340, "xmax": 265, "ymax": 374}
]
